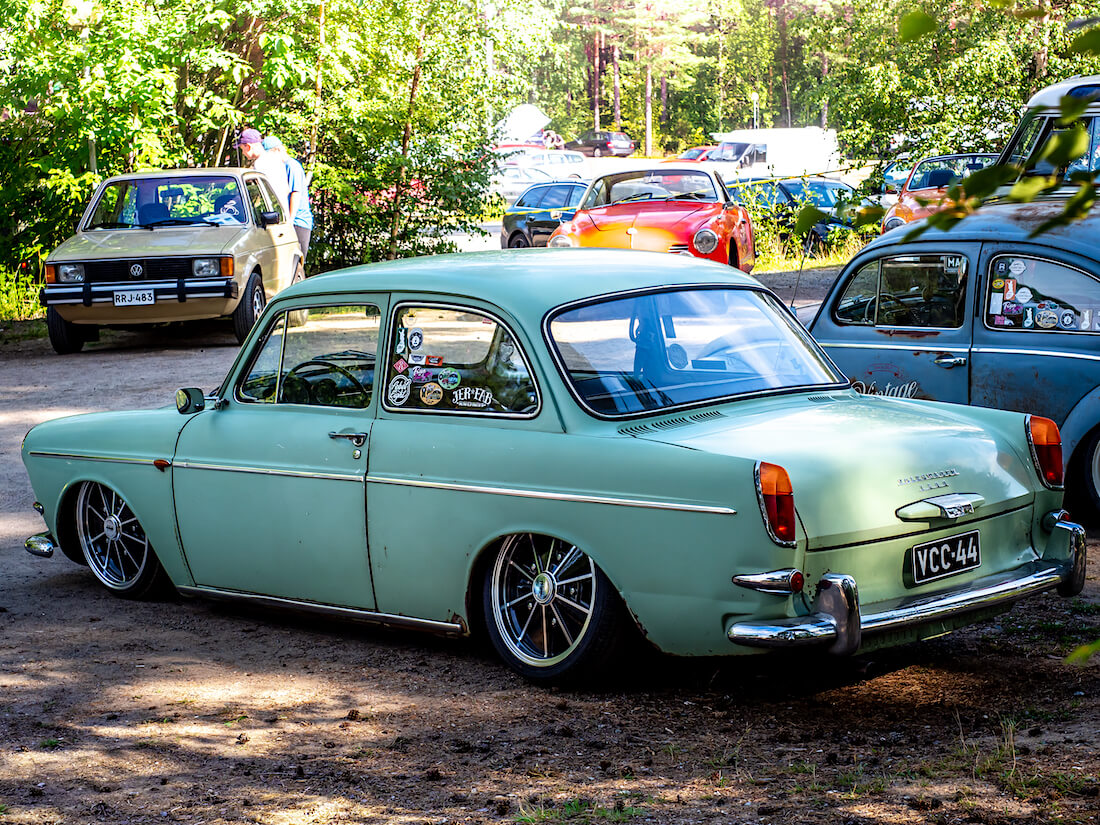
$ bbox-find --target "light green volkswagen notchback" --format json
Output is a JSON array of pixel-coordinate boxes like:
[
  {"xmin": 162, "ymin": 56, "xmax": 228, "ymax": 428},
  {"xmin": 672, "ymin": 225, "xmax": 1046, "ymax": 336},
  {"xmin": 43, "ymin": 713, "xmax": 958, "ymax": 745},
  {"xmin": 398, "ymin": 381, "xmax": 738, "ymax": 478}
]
[
  {"xmin": 21, "ymin": 249, "xmax": 1086, "ymax": 683},
  {"xmin": 41, "ymin": 168, "xmax": 302, "ymax": 354}
]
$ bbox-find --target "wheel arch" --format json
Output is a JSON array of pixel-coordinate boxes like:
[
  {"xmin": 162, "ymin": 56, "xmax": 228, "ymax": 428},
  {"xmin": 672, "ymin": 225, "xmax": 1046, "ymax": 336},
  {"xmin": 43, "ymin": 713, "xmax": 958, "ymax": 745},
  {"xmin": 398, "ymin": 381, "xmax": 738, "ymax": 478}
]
[{"xmin": 1055, "ymin": 385, "xmax": 1100, "ymax": 471}]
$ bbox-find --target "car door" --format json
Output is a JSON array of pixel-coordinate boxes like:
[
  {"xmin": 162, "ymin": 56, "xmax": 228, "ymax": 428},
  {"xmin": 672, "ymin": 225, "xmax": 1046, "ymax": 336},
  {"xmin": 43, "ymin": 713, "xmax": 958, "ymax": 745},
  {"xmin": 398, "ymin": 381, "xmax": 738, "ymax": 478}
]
[
  {"xmin": 971, "ymin": 247, "xmax": 1100, "ymax": 424},
  {"xmin": 528, "ymin": 183, "xmax": 577, "ymax": 246},
  {"xmin": 810, "ymin": 245, "xmax": 978, "ymax": 402},
  {"xmin": 256, "ymin": 175, "xmax": 299, "ymax": 288},
  {"xmin": 172, "ymin": 300, "xmax": 386, "ymax": 609}
]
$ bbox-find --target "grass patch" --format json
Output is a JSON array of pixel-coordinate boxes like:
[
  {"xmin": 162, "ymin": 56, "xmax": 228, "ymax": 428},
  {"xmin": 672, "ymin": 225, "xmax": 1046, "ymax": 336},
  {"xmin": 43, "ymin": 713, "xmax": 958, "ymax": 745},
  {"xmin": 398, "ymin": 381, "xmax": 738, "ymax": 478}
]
[
  {"xmin": 0, "ymin": 268, "xmax": 44, "ymax": 321},
  {"xmin": 38, "ymin": 738, "xmax": 61, "ymax": 749},
  {"xmin": 516, "ymin": 798, "xmax": 644, "ymax": 823}
]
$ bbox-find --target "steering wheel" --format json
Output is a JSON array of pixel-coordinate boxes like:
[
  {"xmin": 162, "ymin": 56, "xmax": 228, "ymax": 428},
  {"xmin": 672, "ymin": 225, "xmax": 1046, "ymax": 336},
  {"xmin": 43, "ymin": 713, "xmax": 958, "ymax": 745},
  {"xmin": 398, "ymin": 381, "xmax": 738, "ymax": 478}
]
[
  {"xmin": 864, "ymin": 293, "xmax": 905, "ymax": 324},
  {"xmin": 285, "ymin": 360, "xmax": 370, "ymax": 406}
]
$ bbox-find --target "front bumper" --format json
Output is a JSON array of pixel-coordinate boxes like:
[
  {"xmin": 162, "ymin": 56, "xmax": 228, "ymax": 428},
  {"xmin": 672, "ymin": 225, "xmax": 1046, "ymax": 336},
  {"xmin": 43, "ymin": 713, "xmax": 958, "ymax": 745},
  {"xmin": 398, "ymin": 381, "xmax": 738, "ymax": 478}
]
[
  {"xmin": 728, "ymin": 519, "xmax": 1087, "ymax": 654},
  {"xmin": 41, "ymin": 278, "xmax": 239, "ymax": 307}
]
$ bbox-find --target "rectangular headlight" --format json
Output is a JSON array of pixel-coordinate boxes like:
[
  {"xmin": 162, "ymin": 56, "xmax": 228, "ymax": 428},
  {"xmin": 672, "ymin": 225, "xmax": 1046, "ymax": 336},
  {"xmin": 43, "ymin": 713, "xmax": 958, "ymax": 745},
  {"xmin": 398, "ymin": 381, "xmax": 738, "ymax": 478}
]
[
  {"xmin": 57, "ymin": 263, "xmax": 85, "ymax": 283},
  {"xmin": 192, "ymin": 258, "xmax": 220, "ymax": 278}
]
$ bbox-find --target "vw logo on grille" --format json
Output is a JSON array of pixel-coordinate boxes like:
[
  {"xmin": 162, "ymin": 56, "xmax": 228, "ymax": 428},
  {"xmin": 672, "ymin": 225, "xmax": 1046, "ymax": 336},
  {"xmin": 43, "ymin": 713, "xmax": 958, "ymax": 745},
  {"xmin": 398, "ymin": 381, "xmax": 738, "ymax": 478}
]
[{"xmin": 129, "ymin": 263, "xmax": 144, "ymax": 278}]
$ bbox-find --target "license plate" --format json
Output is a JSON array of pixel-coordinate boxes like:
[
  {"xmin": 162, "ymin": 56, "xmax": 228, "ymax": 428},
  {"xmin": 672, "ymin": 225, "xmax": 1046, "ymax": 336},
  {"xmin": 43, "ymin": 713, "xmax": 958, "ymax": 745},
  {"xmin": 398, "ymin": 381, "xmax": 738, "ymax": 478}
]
[
  {"xmin": 113, "ymin": 289, "xmax": 155, "ymax": 306},
  {"xmin": 911, "ymin": 530, "xmax": 980, "ymax": 585}
]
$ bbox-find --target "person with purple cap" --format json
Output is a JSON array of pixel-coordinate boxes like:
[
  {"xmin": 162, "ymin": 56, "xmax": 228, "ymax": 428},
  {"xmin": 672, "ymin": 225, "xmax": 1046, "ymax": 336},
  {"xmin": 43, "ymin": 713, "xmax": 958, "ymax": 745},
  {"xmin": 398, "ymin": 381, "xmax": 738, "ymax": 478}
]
[
  {"xmin": 236, "ymin": 128, "xmax": 291, "ymax": 216},
  {"xmin": 262, "ymin": 135, "xmax": 314, "ymax": 270}
]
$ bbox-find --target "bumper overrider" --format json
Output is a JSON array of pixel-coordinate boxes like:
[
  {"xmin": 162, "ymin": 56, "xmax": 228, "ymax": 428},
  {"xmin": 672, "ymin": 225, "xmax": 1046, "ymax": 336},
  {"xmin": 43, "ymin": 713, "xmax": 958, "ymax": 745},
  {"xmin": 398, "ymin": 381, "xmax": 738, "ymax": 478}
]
[
  {"xmin": 41, "ymin": 279, "xmax": 239, "ymax": 307},
  {"xmin": 729, "ymin": 517, "xmax": 1087, "ymax": 654}
]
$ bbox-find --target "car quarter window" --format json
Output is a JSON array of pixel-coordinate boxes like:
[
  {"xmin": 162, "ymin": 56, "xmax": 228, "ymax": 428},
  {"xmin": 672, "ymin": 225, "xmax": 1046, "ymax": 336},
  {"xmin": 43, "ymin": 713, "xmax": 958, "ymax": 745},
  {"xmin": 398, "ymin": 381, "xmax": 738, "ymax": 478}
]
[
  {"xmin": 382, "ymin": 305, "xmax": 539, "ymax": 416},
  {"xmin": 540, "ymin": 184, "xmax": 573, "ymax": 209},
  {"xmin": 566, "ymin": 185, "xmax": 585, "ymax": 207},
  {"xmin": 244, "ymin": 179, "xmax": 268, "ymax": 224},
  {"xmin": 834, "ymin": 254, "xmax": 968, "ymax": 328},
  {"xmin": 257, "ymin": 178, "xmax": 287, "ymax": 223},
  {"xmin": 985, "ymin": 254, "xmax": 1100, "ymax": 332},
  {"xmin": 237, "ymin": 305, "xmax": 380, "ymax": 408}
]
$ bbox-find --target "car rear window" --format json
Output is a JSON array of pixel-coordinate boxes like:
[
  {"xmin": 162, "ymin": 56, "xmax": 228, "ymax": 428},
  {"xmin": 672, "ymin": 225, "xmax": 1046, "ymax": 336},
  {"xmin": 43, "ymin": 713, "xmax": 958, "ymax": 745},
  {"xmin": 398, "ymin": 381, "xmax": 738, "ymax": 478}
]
[{"xmin": 985, "ymin": 254, "xmax": 1100, "ymax": 332}]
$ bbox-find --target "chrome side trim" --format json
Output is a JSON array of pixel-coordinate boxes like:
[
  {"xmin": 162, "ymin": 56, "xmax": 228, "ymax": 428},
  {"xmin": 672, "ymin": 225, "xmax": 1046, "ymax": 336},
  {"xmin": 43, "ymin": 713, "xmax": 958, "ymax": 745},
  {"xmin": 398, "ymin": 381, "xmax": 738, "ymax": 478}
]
[
  {"xmin": 176, "ymin": 586, "xmax": 465, "ymax": 634},
  {"xmin": 27, "ymin": 451, "xmax": 160, "ymax": 467},
  {"xmin": 971, "ymin": 346, "xmax": 1100, "ymax": 363},
  {"xmin": 25, "ymin": 533, "xmax": 56, "ymax": 558},
  {"xmin": 365, "ymin": 474, "xmax": 736, "ymax": 515},
  {"xmin": 174, "ymin": 461, "xmax": 363, "ymax": 483},
  {"xmin": 822, "ymin": 342, "xmax": 969, "ymax": 354}
]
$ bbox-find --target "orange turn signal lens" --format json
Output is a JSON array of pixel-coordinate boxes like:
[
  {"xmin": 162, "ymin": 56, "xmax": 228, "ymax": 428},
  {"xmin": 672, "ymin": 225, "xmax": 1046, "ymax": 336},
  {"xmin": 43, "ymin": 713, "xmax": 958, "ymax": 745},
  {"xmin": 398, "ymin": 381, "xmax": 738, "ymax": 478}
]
[
  {"xmin": 45, "ymin": 264, "xmax": 57, "ymax": 284},
  {"xmin": 220, "ymin": 257, "xmax": 234, "ymax": 278},
  {"xmin": 1026, "ymin": 415, "xmax": 1063, "ymax": 488},
  {"xmin": 757, "ymin": 462, "xmax": 796, "ymax": 545}
]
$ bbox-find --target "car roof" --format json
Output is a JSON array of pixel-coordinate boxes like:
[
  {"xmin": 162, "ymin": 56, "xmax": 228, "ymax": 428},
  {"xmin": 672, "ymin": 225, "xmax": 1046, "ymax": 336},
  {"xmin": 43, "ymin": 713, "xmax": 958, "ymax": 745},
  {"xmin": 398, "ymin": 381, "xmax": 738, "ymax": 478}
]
[
  {"xmin": 97, "ymin": 167, "xmax": 252, "ymax": 185},
  {"xmin": 871, "ymin": 200, "xmax": 1100, "ymax": 259},
  {"xmin": 1026, "ymin": 76, "xmax": 1100, "ymax": 110},
  {"xmin": 291, "ymin": 249, "xmax": 762, "ymax": 316},
  {"xmin": 913, "ymin": 153, "xmax": 997, "ymax": 164}
]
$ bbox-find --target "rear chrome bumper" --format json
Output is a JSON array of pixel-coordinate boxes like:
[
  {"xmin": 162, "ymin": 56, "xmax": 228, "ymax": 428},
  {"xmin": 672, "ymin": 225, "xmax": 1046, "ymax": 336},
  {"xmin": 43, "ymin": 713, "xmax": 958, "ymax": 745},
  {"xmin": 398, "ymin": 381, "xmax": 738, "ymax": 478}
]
[
  {"xmin": 41, "ymin": 279, "xmax": 239, "ymax": 307},
  {"xmin": 728, "ymin": 519, "xmax": 1087, "ymax": 655}
]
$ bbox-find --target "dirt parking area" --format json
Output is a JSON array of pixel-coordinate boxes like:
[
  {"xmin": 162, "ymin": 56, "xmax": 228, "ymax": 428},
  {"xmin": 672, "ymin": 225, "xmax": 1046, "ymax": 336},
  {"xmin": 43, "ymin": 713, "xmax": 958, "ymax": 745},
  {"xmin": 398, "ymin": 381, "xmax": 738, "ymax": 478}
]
[{"xmin": 1, "ymin": 265, "xmax": 1098, "ymax": 825}]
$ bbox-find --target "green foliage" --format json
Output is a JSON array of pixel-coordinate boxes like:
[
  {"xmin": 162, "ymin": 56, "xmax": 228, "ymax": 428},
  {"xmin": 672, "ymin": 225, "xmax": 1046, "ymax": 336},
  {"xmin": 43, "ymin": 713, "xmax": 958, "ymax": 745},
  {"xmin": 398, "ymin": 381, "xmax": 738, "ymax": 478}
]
[{"xmin": 0, "ymin": 268, "xmax": 45, "ymax": 321}]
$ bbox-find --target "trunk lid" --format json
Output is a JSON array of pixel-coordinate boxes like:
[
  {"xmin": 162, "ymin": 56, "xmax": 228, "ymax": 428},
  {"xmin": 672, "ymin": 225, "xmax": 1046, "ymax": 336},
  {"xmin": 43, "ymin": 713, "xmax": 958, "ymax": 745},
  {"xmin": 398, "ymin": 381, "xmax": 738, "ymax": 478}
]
[{"xmin": 626, "ymin": 392, "xmax": 1036, "ymax": 549}]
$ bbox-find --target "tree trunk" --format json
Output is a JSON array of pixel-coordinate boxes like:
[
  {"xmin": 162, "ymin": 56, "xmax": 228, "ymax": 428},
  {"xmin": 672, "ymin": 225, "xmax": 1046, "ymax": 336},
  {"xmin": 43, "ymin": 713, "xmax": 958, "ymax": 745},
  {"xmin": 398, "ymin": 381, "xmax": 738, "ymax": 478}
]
[
  {"xmin": 660, "ymin": 75, "xmax": 668, "ymax": 124},
  {"xmin": 645, "ymin": 65, "xmax": 652, "ymax": 157},
  {"xmin": 308, "ymin": 0, "xmax": 325, "ymax": 168},
  {"xmin": 819, "ymin": 50, "xmax": 828, "ymax": 129},
  {"xmin": 613, "ymin": 42, "xmax": 621, "ymax": 128},
  {"xmin": 593, "ymin": 28, "xmax": 601, "ymax": 130},
  {"xmin": 388, "ymin": 36, "xmax": 424, "ymax": 261}
]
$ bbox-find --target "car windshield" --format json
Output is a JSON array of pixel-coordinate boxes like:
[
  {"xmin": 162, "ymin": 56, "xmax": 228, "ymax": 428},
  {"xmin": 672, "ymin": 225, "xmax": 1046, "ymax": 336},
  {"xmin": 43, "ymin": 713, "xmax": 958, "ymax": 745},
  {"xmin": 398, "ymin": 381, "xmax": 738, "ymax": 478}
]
[
  {"xmin": 779, "ymin": 180, "xmax": 851, "ymax": 208},
  {"xmin": 87, "ymin": 176, "xmax": 246, "ymax": 228},
  {"xmin": 583, "ymin": 170, "xmax": 718, "ymax": 208},
  {"xmin": 905, "ymin": 155, "xmax": 996, "ymax": 190},
  {"xmin": 679, "ymin": 147, "xmax": 706, "ymax": 159},
  {"xmin": 548, "ymin": 287, "xmax": 844, "ymax": 417},
  {"xmin": 1004, "ymin": 113, "xmax": 1100, "ymax": 183}
]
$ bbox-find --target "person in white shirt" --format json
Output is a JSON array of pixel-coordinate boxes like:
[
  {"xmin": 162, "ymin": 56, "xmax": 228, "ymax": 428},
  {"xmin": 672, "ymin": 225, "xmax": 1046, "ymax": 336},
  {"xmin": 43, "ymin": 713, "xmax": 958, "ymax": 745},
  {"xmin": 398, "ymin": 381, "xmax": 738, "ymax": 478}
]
[{"xmin": 236, "ymin": 128, "xmax": 291, "ymax": 216}]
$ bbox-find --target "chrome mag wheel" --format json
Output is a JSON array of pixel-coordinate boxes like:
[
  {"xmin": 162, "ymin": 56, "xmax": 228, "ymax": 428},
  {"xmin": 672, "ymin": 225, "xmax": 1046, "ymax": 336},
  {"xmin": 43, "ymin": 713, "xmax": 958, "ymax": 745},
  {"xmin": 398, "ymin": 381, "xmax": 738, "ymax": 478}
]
[
  {"xmin": 75, "ymin": 481, "xmax": 162, "ymax": 597},
  {"xmin": 489, "ymin": 534, "xmax": 598, "ymax": 669}
]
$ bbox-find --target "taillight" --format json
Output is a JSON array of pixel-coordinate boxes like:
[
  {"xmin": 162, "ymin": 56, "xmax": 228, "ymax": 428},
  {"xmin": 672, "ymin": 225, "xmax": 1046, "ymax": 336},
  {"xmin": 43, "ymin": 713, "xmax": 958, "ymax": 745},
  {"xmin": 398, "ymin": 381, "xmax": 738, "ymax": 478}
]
[
  {"xmin": 1026, "ymin": 415, "xmax": 1063, "ymax": 488},
  {"xmin": 756, "ymin": 461, "xmax": 796, "ymax": 546}
]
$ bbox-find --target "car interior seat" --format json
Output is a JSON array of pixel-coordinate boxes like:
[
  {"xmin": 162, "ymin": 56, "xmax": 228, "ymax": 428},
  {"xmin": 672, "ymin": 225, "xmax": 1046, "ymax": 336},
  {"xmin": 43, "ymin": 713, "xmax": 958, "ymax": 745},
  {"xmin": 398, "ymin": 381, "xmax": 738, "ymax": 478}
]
[
  {"xmin": 138, "ymin": 202, "xmax": 170, "ymax": 225},
  {"xmin": 925, "ymin": 169, "xmax": 954, "ymax": 189}
]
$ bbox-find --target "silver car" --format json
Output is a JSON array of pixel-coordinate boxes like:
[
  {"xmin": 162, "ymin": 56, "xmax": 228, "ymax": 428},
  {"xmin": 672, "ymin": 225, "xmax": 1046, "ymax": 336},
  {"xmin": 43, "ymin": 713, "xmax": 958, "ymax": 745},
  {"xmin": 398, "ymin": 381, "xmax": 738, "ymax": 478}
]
[{"xmin": 41, "ymin": 168, "xmax": 302, "ymax": 353}]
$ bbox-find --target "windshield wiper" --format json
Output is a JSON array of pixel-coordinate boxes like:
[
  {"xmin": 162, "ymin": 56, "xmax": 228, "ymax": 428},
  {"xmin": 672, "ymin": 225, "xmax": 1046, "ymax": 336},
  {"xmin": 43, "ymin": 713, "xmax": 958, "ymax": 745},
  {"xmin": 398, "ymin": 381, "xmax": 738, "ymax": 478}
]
[
  {"xmin": 610, "ymin": 193, "xmax": 654, "ymax": 206},
  {"xmin": 662, "ymin": 192, "xmax": 710, "ymax": 201},
  {"xmin": 143, "ymin": 218, "xmax": 210, "ymax": 228},
  {"xmin": 325, "ymin": 349, "xmax": 376, "ymax": 360},
  {"xmin": 88, "ymin": 221, "xmax": 135, "ymax": 229}
]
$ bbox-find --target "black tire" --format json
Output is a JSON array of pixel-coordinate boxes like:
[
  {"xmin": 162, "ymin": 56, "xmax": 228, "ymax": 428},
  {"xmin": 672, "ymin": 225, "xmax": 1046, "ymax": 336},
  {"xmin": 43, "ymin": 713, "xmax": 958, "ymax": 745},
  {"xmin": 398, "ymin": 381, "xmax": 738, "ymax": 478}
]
[
  {"xmin": 74, "ymin": 481, "xmax": 171, "ymax": 599},
  {"xmin": 287, "ymin": 262, "xmax": 307, "ymax": 328},
  {"xmin": 232, "ymin": 272, "xmax": 265, "ymax": 343},
  {"xmin": 1072, "ymin": 427, "xmax": 1100, "ymax": 521},
  {"xmin": 483, "ymin": 534, "xmax": 630, "ymax": 685},
  {"xmin": 508, "ymin": 233, "xmax": 531, "ymax": 249},
  {"xmin": 593, "ymin": 147, "xmax": 603, "ymax": 158},
  {"xmin": 46, "ymin": 307, "xmax": 84, "ymax": 354}
]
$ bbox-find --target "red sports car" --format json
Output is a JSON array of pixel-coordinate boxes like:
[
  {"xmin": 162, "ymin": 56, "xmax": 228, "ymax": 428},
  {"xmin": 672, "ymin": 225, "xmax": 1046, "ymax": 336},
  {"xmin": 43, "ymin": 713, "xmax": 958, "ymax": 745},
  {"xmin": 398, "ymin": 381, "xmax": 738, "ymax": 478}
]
[
  {"xmin": 881, "ymin": 152, "xmax": 996, "ymax": 232},
  {"xmin": 547, "ymin": 167, "xmax": 756, "ymax": 272}
]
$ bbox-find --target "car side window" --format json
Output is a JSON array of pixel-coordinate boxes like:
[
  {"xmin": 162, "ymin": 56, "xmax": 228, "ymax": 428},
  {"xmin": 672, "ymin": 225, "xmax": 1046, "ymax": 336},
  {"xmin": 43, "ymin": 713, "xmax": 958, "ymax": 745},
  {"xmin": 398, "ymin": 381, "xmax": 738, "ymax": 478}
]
[
  {"xmin": 515, "ymin": 187, "xmax": 546, "ymax": 209},
  {"xmin": 237, "ymin": 305, "xmax": 380, "ymax": 408},
  {"xmin": 566, "ymin": 185, "xmax": 585, "ymax": 207},
  {"xmin": 986, "ymin": 254, "xmax": 1100, "ymax": 332},
  {"xmin": 244, "ymin": 179, "xmax": 268, "ymax": 225},
  {"xmin": 540, "ymin": 185, "xmax": 572, "ymax": 210},
  {"xmin": 258, "ymin": 178, "xmax": 287, "ymax": 223},
  {"xmin": 835, "ymin": 254, "xmax": 968, "ymax": 328},
  {"xmin": 382, "ymin": 305, "xmax": 539, "ymax": 416}
]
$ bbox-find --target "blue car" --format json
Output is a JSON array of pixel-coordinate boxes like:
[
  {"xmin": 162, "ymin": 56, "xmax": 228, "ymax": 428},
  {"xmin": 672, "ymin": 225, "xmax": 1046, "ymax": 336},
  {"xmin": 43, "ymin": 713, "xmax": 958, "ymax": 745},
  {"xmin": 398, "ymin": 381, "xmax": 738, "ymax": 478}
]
[
  {"xmin": 807, "ymin": 201, "xmax": 1100, "ymax": 514},
  {"xmin": 500, "ymin": 180, "xmax": 587, "ymax": 248}
]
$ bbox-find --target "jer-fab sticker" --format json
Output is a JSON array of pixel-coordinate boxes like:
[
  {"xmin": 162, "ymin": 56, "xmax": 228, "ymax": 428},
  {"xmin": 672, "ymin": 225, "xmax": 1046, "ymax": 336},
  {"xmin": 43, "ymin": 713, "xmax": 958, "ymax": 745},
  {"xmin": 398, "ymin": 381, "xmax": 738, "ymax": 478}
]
[
  {"xmin": 426, "ymin": 355, "xmax": 444, "ymax": 367},
  {"xmin": 392, "ymin": 357, "xmax": 408, "ymax": 373},
  {"xmin": 387, "ymin": 375, "xmax": 412, "ymax": 406},
  {"xmin": 1015, "ymin": 286, "xmax": 1033, "ymax": 304},
  {"xmin": 1009, "ymin": 259, "xmax": 1027, "ymax": 276},
  {"xmin": 437, "ymin": 368, "xmax": 461, "ymax": 390},
  {"xmin": 419, "ymin": 382, "xmax": 443, "ymax": 405},
  {"xmin": 1036, "ymin": 309, "xmax": 1059, "ymax": 329},
  {"xmin": 1004, "ymin": 279, "xmax": 1017, "ymax": 300},
  {"xmin": 452, "ymin": 386, "xmax": 493, "ymax": 408},
  {"xmin": 408, "ymin": 328, "xmax": 424, "ymax": 351},
  {"xmin": 409, "ymin": 366, "xmax": 434, "ymax": 382}
]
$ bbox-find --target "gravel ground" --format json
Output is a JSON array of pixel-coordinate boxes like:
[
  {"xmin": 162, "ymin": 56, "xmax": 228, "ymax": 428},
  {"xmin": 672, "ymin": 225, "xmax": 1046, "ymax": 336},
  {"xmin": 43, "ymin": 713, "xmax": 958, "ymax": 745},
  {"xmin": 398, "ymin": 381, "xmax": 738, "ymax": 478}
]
[{"xmin": 1, "ymin": 262, "xmax": 1097, "ymax": 825}]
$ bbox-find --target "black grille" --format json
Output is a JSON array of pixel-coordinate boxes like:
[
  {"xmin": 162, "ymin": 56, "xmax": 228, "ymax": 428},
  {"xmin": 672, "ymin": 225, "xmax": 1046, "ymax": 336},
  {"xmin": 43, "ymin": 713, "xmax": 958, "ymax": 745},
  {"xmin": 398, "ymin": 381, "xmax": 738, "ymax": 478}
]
[{"xmin": 83, "ymin": 258, "xmax": 194, "ymax": 283}]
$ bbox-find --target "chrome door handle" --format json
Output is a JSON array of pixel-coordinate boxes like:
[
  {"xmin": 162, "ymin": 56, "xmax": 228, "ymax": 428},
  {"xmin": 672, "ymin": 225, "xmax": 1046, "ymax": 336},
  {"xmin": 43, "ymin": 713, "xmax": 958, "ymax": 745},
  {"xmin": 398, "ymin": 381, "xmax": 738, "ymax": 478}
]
[
  {"xmin": 933, "ymin": 354, "xmax": 967, "ymax": 368},
  {"xmin": 329, "ymin": 431, "xmax": 367, "ymax": 447}
]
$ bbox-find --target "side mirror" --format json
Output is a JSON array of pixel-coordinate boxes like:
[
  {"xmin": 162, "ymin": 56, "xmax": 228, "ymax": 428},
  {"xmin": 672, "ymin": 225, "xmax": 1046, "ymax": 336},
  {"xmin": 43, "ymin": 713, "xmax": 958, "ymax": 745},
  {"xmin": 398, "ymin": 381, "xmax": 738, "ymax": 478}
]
[
  {"xmin": 175, "ymin": 387, "xmax": 206, "ymax": 415},
  {"xmin": 258, "ymin": 210, "xmax": 280, "ymax": 227},
  {"xmin": 883, "ymin": 183, "xmax": 898, "ymax": 194}
]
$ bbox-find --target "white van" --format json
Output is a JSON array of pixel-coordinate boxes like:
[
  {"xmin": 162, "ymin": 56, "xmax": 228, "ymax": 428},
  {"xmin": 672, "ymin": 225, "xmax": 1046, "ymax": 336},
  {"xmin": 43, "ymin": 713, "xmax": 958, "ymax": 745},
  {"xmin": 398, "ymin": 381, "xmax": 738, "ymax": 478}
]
[{"xmin": 706, "ymin": 127, "xmax": 842, "ymax": 178}]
